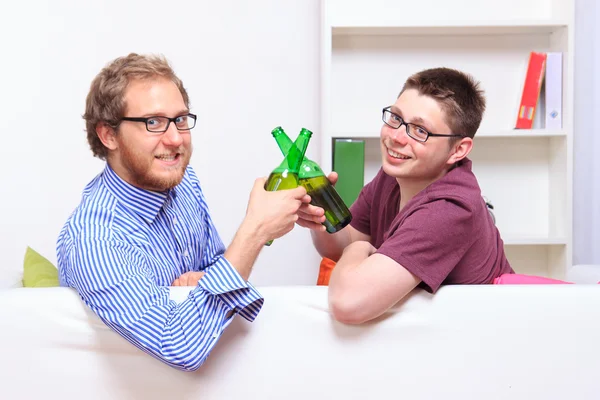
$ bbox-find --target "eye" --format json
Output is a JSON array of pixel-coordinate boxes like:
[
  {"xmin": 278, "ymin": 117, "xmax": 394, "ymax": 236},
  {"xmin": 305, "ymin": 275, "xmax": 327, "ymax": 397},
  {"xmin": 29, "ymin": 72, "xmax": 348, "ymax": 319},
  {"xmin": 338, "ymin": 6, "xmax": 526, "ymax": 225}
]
[
  {"xmin": 175, "ymin": 115, "xmax": 187, "ymax": 124},
  {"xmin": 147, "ymin": 118, "xmax": 160, "ymax": 126},
  {"xmin": 414, "ymin": 126, "xmax": 428, "ymax": 136}
]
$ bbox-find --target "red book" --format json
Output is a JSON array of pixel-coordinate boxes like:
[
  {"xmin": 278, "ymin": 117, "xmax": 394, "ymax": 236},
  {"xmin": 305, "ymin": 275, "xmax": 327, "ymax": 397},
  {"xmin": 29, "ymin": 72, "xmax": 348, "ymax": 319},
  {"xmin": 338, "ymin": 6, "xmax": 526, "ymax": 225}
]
[{"xmin": 515, "ymin": 52, "xmax": 547, "ymax": 129}]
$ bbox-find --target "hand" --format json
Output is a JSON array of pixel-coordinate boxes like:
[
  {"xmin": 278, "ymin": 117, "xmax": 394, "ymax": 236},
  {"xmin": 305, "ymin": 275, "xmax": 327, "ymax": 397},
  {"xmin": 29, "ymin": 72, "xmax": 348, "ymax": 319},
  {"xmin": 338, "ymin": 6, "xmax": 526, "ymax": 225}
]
[
  {"xmin": 244, "ymin": 177, "xmax": 311, "ymax": 242},
  {"xmin": 172, "ymin": 271, "xmax": 205, "ymax": 287},
  {"xmin": 297, "ymin": 172, "xmax": 338, "ymax": 231}
]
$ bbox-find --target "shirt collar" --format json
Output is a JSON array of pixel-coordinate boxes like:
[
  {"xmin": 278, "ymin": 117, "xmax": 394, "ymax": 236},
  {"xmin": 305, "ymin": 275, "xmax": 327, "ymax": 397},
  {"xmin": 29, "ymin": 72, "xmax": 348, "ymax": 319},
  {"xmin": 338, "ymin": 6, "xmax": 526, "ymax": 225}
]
[{"xmin": 101, "ymin": 164, "xmax": 172, "ymax": 224}]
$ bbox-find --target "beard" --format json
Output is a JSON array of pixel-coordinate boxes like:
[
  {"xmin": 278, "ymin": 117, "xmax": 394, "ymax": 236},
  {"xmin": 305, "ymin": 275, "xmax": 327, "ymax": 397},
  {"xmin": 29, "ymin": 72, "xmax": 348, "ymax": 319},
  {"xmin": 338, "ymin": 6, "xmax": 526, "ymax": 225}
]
[{"xmin": 118, "ymin": 139, "xmax": 192, "ymax": 192}]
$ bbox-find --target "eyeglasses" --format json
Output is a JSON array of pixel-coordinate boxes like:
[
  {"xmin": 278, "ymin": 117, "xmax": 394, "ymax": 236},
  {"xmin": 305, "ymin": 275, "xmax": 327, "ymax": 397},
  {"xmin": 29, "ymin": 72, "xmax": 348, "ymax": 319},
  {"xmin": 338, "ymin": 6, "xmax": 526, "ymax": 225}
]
[
  {"xmin": 382, "ymin": 107, "xmax": 463, "ymax": 143},
  {"xmin": 121, "ymin": 113, "xmax": 197, "ymax": 133}
]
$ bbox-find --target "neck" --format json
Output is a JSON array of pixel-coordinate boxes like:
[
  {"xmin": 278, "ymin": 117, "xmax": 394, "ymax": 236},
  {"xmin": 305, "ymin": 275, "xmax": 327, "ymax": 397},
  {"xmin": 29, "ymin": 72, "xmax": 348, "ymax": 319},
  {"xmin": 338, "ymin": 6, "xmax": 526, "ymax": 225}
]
[
  {"xmin": 397, "ymin": 180, "xmax": 427, "ymax": 211},
  {"xmin": 106, "ymin": 156, "xmax": 134, "ymax": 187},
  {"xmin": 396, "ymin": 168, "xmax": 450, "ymax": 211}
]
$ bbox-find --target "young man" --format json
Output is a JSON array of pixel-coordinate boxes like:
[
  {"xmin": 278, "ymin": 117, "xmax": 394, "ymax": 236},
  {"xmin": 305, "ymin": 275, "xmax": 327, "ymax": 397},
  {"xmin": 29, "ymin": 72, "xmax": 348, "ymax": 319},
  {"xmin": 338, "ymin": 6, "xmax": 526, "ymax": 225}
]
[
  {"xmin": 299, "ymin": 67, "xmax": 513, "ymax": 324},
  {"xmin": 57, "ymin": 53, "xmax": 310, "ymax": 371}
]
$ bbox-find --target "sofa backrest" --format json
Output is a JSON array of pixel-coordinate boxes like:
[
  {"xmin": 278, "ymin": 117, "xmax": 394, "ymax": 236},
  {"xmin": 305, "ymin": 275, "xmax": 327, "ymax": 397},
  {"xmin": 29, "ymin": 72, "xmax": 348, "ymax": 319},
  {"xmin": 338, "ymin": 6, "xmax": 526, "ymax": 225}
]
[{"xmin": 0, "ymin": 285, "xmax": 599, "ymax": 399}]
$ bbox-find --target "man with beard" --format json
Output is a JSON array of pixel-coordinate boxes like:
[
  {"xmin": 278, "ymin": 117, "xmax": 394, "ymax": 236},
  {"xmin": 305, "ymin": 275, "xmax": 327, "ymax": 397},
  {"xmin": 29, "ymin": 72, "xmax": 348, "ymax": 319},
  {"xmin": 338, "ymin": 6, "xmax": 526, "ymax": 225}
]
[{"xmin": 56, "ymin": 53, "xmax": 309, "ymax": 371}]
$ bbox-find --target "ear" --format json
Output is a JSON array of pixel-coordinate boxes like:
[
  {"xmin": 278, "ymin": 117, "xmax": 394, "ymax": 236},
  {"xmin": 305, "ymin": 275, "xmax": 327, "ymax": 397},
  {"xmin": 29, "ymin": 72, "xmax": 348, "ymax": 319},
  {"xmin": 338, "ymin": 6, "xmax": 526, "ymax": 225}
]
[
  {"xmin": 96, "ymin": 122, "xmax": 119, "ymax": 151},
  {"xmin": 446, "ymin": 137, "xmax": 473, "ymax": 165}
]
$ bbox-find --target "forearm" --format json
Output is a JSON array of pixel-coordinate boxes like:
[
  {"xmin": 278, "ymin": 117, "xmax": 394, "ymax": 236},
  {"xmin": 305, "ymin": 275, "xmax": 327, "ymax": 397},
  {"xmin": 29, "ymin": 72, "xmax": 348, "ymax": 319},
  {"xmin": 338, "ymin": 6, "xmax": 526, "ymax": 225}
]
[
  {"xmin": 224, "ymin": 219, "xmax": 266, "ymax": 280},
  {"xmin": 327, "ymin": 243, "xmax": 421, "ymax": 325},
  {"xmin": 327, "ymin": 241, "xmax": 378, "ymax": 324},
  {"xmin": 328, "ymin": 240, "xmax": 374, "ymax": 294},
  {"xmin": 70, "ymin": 238, "xmax": 263, "ymax": 371},
  {"xmin": 104, "ymin": 289, "xmax": 233, "ymax": 371},
  {"xmin": 310, "ymin": 227, "xmax": 353, "ymax": 261},
  {"xmin": 79, "ymin": 273, "xmax": 261, "ymax": 372}
]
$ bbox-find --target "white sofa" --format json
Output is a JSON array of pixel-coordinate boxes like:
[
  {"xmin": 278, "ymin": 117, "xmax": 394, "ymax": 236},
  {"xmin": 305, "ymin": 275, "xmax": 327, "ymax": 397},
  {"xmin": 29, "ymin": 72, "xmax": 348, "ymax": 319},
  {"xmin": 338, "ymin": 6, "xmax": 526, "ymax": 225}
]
[{"xmin": 1, "ymin": 284, "xmax": 599, "ymax": 400}]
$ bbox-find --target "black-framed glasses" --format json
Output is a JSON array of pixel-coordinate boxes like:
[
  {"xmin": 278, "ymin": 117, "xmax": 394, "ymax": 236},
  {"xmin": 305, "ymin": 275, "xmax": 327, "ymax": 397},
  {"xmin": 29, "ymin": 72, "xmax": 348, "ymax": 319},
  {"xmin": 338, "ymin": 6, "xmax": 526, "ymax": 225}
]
[
  {"xmin": 121, "ymin": 113, "xmax": 197, "ymax": 133},
  {"xmin": 382, "ymin": 107, "xmax": 463, "ymax": 143}
]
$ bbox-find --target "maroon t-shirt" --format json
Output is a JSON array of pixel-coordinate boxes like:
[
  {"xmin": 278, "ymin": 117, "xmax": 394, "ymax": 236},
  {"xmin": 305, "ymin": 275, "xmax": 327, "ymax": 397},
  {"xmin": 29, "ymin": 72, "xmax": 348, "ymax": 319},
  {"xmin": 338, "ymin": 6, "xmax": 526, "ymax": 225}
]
[{"xmin": 350, "ymin": 158, "xmax": 513, "ymax": 293}]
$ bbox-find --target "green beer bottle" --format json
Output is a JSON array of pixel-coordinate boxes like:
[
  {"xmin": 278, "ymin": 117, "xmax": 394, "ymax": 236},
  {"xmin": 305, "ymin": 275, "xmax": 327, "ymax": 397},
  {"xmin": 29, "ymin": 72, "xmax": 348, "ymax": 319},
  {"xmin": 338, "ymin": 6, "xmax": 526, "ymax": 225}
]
[
  {"xmin": 272, "ymin": 127, "xmax": 352, "ymax": 234},
  {"xmin": 264, "ymin": 127, "xmax": 312, "ymax": 245}
]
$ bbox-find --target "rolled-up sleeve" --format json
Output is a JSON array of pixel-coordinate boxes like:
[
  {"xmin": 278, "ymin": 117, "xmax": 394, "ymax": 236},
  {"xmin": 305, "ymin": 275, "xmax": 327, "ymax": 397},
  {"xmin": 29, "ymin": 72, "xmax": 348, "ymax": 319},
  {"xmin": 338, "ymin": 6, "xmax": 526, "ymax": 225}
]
[
  {"xmin": 199, "ymin": 260, "xmax": 263, "ymax": 321},
  {"xmin": 65, "ymin": 234, "xmax": 263, "ymax": 372}
]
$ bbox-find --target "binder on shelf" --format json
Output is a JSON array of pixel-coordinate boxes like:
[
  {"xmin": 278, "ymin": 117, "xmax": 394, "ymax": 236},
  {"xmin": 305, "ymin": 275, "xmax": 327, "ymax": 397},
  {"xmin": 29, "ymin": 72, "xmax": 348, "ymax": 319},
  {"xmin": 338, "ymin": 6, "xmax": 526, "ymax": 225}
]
[
  {"xmin": 544, "ymin": 52, "xmax": 563, "ymax": 130},
  {"xmin": 333, "ymin": 139, "xmax": 365, "ymax": 207},
  {"xmin": 515, "ymin": 52, "xmax": 547, "ymax": 129}
]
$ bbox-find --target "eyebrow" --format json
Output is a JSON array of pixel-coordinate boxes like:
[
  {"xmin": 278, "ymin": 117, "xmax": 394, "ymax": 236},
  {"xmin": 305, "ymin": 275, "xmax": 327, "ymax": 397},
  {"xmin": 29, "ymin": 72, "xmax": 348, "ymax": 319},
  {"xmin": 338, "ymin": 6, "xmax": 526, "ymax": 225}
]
[
  {"xmin": 390, "ymin": 106, "xmax": 432, "ymax": 130},
  {"xmin": 140, "ymin": 109, "xmax": 190, "ymax": 118}
]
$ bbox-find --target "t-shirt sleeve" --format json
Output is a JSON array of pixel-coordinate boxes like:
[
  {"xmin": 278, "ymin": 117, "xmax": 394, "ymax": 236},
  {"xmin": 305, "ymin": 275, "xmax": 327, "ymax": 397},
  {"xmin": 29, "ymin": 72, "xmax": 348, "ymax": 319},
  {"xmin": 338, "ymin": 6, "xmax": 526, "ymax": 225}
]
[{"xmin": 376, "ymin": 198, "xmax": 475, "ymax": 293}]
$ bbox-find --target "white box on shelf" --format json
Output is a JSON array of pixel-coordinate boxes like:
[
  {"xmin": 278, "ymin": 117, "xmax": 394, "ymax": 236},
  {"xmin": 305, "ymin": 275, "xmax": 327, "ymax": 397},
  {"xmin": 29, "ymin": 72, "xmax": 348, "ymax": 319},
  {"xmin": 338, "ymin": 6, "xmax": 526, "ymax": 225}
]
[{"xmin": 545, "ymin": 52, "xmax": 563, "ymax": 130}]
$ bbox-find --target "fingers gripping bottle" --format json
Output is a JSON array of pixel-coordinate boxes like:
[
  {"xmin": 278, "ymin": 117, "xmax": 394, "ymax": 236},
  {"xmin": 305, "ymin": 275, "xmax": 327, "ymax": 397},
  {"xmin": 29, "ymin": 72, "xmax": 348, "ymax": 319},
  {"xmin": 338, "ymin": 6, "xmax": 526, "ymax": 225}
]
[
  {"xmin": 263, "ymin": 128, "xmax": 312, "ymax": 245},
  {"xmin": 271, "ymin": 127, "xmax": 352, "ymax": 234}
]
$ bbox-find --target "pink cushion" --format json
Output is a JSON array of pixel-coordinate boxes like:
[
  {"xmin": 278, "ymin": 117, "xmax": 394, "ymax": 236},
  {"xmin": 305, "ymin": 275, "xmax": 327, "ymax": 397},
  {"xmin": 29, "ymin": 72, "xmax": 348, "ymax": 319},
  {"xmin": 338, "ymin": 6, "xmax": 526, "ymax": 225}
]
[{"xmin": 493, "ymin": 273, "xmax": 573, "ymax": 285}]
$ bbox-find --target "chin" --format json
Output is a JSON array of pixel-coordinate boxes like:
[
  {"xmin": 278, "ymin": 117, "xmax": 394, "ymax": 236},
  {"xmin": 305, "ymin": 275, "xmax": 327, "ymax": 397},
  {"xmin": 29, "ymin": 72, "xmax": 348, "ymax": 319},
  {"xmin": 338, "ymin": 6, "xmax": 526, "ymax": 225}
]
[
  {"xmin": 382, "ymin": 162, "xmax": 413, "ymax": 181},
  {"xmin": 162, "ymin": 171, "xmax": 186, "ymax": 188},
  {"xmin": 145, "ymin": 169, "xmax": 186, "ymax": 191},
  {"xmin": 381, "ymin": 162, "xmax": 399, "ymax": 177}
]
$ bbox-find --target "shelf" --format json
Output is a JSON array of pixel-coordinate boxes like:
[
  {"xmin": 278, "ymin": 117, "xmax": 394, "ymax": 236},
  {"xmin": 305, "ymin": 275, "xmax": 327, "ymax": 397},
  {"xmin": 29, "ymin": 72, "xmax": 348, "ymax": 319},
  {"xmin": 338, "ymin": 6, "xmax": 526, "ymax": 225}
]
[
  {"xmin": 503, "ymin": 245, "xmax": 567, "ymax": 279},
  {"xmin": 503, "ymin": 236, "xmax": 567, "ymax": 246},
  {"xmin": 330, "ymin": 130, "xmax": 567, "ymax": 140},
  {"xmin": 332, "ymin": 21, "xmax": 568, "ymax": 37},
  {"xmin": 476, "ymin": 130, "xmax": 567, "ymax": 138},
  {"xmin": 322, "ymin": 0, "xmax": 574, "ymax": 279}
]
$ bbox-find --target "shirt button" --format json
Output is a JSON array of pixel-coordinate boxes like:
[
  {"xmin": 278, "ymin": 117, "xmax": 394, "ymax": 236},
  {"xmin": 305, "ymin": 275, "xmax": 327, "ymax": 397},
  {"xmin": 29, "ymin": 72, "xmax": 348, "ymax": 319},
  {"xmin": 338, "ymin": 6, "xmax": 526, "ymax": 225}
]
[
  {"xmin": 173, "ymin": 217, "xmax": 178, "ymax": 225},
  {"xmin": 183, "ymin": 250, "xmax": 189, "ymax": 257}
]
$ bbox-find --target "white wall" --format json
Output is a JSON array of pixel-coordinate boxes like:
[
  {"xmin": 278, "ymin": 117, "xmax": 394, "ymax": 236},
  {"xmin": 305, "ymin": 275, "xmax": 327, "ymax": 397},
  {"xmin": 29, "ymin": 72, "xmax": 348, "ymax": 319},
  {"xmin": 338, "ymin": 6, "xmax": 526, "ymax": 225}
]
[{"xmin": 0, "ymin": 0, "xmax": 322, "ymax": 288}]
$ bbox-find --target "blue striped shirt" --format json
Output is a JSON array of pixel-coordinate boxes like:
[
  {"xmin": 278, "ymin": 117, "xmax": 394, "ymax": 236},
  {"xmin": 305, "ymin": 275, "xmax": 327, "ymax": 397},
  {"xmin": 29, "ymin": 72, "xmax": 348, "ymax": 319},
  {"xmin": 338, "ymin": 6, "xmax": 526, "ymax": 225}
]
[{"xmin": 56, "ymin": 164, "xmax": 264, "ymax": 371}]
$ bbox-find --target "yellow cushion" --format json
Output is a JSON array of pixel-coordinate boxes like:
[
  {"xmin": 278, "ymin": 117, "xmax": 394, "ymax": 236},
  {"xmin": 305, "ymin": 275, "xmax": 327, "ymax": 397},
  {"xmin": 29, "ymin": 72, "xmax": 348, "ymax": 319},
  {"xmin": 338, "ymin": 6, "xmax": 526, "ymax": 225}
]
[{"xmin": 22, "ymin": 247, "xmax": 59, "ymax": 287}]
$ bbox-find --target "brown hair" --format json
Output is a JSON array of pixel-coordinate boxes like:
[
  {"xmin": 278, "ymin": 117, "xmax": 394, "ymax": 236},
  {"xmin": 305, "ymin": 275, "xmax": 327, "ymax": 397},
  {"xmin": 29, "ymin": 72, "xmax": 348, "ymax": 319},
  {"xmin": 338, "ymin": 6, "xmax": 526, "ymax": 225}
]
[
  {"xmin": 399, "ymin": 67, "xmax": 485, "ymax": 139},
  {"xmin": 83, "ymin": 53, "xmax": 190, "ymax": 159}
]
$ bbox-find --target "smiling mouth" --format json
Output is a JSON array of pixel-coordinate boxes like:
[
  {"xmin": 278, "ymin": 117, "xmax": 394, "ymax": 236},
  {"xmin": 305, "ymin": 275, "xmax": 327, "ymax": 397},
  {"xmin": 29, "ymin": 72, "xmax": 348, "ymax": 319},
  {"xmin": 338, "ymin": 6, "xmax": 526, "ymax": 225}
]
[
  {"xmin": 387, "ymin": 148, "xmax": 411, "ymax": 160},
  {"xmin": 155, "ymin": 153, "xmax": 180, "ymax": 161}
]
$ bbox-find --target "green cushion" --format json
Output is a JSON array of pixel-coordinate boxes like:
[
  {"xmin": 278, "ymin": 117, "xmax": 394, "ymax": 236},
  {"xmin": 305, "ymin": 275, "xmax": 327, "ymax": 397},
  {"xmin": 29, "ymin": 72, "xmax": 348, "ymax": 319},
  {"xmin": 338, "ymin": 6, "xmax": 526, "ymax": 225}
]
[{"xmin": 22, "ymin": 246, "xmax": 59, "ymax": 287}]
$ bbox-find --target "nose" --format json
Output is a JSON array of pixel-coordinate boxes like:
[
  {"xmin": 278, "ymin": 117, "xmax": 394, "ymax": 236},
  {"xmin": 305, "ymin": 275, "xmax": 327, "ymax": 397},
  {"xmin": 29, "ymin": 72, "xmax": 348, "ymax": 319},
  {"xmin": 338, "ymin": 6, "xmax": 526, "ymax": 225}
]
[
  {"xmin": 161, "ymin": 122, "xmax": 184, "ymax": 147},
  {"xmin": 389, "ymin": 123, "xmax": 410, "ymax": 145}
]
